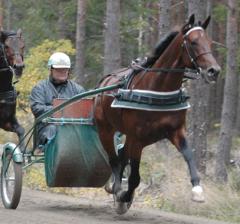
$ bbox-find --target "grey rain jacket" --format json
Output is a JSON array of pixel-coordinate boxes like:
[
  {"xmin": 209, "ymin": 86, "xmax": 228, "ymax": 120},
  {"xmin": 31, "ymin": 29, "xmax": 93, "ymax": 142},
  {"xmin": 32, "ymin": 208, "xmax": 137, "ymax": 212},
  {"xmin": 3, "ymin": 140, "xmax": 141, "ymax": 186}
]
[
  {"xmin": 30, "ymin": 78, "xmax": 85, "ymax": 146},
  {"xmin": 30, "ymin": 78, "xmax": 85, "ymax": 118}
]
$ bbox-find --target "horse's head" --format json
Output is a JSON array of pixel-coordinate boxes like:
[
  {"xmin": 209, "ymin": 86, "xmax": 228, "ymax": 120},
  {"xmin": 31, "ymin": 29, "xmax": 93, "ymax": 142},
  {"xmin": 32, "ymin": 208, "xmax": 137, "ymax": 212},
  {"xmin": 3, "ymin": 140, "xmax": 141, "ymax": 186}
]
[
  {"xmin": 181, "ymin": 14, "xmax": 221, "ymax": 83},
  {"xmin": 0, "ymin": 29, "xmax": 25, "ymax": 78}
]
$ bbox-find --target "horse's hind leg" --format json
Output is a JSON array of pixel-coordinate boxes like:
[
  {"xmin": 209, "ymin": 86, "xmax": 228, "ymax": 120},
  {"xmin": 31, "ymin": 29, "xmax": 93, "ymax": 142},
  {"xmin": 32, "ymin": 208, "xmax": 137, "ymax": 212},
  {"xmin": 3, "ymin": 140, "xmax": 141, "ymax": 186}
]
[
  {"xmin": 169, "ymin": 129, "xmax": 205, "ymax": 202},
  {"xmin": 14, "ymin": 121, "xmax": 25, "ymax": 151}
]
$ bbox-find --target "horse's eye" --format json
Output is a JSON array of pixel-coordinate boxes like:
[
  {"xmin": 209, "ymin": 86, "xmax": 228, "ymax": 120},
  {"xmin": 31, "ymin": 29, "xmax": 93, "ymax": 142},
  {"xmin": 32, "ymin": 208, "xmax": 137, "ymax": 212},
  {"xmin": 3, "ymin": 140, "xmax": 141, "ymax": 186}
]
[{"xmin": 191, "ymin": 41, "xmax": 197, "ymax": 46}]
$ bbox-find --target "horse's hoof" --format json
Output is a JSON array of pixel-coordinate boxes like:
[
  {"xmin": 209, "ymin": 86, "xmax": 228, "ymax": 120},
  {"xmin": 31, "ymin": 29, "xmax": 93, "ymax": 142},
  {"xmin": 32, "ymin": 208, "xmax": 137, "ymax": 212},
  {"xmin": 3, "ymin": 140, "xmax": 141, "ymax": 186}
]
[
  {"xmin": 115, "ymin": 201, "xmax": 130, "ymax": 215},
  {"xmin": 104, "ymin": 177, "xmax": 114, "ymax": 194},
  {"xmin": 113, "ymin": 193, "xmax": 132, "ymax": 215},
  {"xmin": 104, "ymin": 182, "xmax": 113, "ymax": 194},
  {"xmin": 192, "ymin": 185, "xmax": 205, "ymax": 202},
  {"xmin": 113, "ymin": 190, "xmax": 134, "ymax": 215}
]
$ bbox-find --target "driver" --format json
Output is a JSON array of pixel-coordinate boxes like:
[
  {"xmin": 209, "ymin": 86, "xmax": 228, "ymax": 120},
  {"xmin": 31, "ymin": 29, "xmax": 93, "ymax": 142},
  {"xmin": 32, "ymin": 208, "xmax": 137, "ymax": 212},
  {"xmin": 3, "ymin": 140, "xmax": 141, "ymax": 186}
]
[{"xmin": 30, "ymin": 52, "xmax": 85, "ymax": 151}]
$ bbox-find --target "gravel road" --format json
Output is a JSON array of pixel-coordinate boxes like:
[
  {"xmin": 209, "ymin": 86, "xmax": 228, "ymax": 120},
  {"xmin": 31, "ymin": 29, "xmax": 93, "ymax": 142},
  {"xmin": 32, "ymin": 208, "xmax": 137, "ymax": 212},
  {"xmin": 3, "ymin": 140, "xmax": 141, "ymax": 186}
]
[{"xmin": 0, "ymin": 188, "xmax": 232, "ymax": 224}]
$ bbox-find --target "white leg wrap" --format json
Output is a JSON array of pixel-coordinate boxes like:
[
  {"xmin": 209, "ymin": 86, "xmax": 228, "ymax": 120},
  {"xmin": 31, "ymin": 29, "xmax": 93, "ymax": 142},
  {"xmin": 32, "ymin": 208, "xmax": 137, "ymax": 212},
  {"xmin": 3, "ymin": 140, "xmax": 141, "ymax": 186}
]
[{"xmin": 192, "ymin": 185, "xmax": 205, "ymax": 202}]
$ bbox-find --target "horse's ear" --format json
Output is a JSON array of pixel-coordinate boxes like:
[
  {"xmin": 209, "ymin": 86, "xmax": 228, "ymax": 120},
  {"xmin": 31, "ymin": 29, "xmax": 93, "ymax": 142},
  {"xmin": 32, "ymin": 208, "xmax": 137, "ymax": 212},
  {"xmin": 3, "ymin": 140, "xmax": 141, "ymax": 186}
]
[
  {"xmin": 202, "ymin": 16, "xmax": 211, "ymax": 29},
  {"xmin": 0, "ymin": 27, "xmax": 4, "ymax": 42},
  {"xmin": 17, "ymin": 28, "xmax": 22, "ymax": 38},
  {"xmin": 182, "ymin": 14, "xmax": 195, "ymax": 34},
  {"xmin": 188, "ymin": 14, "xmax": 195, "ymax": 26}
]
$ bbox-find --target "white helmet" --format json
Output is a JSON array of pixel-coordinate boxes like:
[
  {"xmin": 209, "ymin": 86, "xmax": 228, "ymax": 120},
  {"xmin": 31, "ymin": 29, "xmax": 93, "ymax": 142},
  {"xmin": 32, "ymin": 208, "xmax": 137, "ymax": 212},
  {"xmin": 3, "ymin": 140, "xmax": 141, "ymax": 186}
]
[{"xmin": 48, "ymin": 52, "xmax": 71, "ymax": 69}]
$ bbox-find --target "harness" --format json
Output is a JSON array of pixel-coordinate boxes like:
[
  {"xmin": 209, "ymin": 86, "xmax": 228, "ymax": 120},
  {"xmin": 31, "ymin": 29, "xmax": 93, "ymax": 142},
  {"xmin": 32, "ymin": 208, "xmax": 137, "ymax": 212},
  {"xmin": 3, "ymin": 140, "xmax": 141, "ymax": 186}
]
[
  {"xmin": 111, "ymin": 88, "xmax": 190, "ymax": 111},
  {"xmin": 0, "ymin": 89, "xmax": 17, "ymax": 104},
  {"xmin": 109, "ymin": 27, "xmax": 211, "ymax": 111}
]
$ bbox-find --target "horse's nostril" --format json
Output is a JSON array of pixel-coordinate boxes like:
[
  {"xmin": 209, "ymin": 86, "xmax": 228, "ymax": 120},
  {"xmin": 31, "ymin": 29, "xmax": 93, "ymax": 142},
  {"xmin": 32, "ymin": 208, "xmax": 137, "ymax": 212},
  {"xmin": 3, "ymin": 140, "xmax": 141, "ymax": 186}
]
[
  {"xmin": 207, "ymin": 68, "xmax": 215, "ymax": 76},
  {"xmin": 14, "ymin": 64, "xmax": 25, "ymax": 69},
  {"xmin": 208, "ymin": 66, "xmax": 220, "ymax": 76}
]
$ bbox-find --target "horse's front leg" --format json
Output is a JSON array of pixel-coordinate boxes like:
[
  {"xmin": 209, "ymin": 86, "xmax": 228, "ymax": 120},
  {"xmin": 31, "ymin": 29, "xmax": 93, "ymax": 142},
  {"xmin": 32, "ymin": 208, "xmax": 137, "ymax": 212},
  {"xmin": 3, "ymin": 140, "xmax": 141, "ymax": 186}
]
[
  {"xmin": 96, "ymin": 127, "xmax": 123, "ymax": 196},
  {"xmin": 115, "ymin": 140, "xmax": 142, "ymax": 214},
  {"xmin": 169, "ymin": 128, "xmax": 205, "ymax": 202}
]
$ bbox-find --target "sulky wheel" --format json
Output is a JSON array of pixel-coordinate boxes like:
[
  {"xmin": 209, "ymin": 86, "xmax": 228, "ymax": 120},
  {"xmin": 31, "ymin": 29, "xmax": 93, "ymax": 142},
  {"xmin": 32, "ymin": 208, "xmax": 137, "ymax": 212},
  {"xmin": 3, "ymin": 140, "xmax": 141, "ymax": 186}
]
[{"xmin": 1, "ymin": 156, "xmax": 23, "ymax": 209}]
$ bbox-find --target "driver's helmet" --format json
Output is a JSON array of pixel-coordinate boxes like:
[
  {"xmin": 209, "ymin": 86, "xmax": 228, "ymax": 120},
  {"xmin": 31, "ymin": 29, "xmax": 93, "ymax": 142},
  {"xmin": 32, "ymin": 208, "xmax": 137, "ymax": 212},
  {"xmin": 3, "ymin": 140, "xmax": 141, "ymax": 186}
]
[{"xmin": 47, "ymin": 52, "xmax": 71, "ymax": 69}]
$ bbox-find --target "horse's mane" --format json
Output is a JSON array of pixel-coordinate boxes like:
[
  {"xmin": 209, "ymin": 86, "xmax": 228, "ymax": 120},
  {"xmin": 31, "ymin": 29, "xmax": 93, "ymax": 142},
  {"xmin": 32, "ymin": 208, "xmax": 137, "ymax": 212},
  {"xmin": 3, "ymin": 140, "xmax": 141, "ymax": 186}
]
[
  {"xmin": 142, "ymin": 31, "xmax": 179, "ymax": 68},
  {"xmin": 96, "ymin": 31, "xmax": 180, "ymax": 88}
]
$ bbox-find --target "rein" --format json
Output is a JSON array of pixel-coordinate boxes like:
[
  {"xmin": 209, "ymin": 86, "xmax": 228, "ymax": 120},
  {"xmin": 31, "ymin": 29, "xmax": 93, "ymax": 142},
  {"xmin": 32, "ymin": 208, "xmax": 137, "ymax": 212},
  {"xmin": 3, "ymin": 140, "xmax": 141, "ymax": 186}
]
[
  {"xmin": 130, "ymin": 63, "xmax": 199, "ymax": 75},
  {"xmin": 125, "ymin": 62, "xmax": 200, "ymax": 89}
]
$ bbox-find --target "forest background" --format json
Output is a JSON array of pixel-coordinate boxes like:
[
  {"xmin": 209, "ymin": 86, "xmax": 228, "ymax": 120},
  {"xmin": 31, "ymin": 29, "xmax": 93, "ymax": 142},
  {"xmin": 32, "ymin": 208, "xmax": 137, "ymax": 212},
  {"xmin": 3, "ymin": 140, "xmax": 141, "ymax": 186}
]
[{"xmin": 0, "ymin": 0, "xmax": 240, "ymax": 223}]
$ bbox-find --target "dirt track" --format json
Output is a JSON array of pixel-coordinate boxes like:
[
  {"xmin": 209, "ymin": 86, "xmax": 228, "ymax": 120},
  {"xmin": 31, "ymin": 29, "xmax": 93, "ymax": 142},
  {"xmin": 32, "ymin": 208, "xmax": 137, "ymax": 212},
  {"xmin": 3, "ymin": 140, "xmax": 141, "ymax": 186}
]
[{"xmin": 0, "ymin": 188, "xmax": 231, "ymax": 224}]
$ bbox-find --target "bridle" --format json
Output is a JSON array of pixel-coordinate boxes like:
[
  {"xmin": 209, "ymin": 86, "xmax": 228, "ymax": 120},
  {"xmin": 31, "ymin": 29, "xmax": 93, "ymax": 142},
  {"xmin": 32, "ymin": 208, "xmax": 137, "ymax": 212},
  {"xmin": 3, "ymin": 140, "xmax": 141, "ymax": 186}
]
[
  {"xmin": 182, "ymin": 27, "xmax": 212, "ymax": 75},
  {"xmin": 0, "ymin": 33, "xmax": 24, "ymax": 77},
  {"xmin": 126, "ymin": 26, "xmax": 214, "ymax": 87},
  {"xmin": 0, "ymin": 42, "xmax": 11, "ymax": 70}
]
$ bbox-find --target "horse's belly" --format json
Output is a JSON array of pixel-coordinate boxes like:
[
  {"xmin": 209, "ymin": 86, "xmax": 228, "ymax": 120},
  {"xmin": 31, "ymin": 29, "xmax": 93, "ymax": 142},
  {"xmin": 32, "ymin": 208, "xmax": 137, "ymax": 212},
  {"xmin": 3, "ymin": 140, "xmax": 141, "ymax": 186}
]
[{"xmin": 121, "ymin": 111, "xmax": 186, "ymax": 143}]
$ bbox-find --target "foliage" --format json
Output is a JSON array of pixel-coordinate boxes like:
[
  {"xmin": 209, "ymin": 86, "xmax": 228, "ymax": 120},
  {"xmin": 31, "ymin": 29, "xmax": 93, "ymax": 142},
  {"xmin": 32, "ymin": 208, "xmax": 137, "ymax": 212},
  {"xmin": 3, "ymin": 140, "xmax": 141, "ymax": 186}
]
[
  {"xmin": 212, "ymin": 3, "xmax": 227, "ymax": 22},
  {"xmin": 120, "ymin": 0, "xmax": 159, "ymax": 65},
  {"xmin": 16, "ymin": 39, "xmax": 75, "ymax": 109},
  {"xmin": 5, "ymin": 0, "xmax": 162, "ymax": 86},
  {"xmin": 8, "ymin": 0, "xmax": 76, "ymax": 50}
]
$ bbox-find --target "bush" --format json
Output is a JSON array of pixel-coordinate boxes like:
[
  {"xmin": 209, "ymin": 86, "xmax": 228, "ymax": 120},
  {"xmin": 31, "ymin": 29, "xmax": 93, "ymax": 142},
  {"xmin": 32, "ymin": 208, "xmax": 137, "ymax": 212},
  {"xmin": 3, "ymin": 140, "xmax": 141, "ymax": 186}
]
[{"xmin": 16, "ymin": 39, "xmax": 75, "ymax": 110}]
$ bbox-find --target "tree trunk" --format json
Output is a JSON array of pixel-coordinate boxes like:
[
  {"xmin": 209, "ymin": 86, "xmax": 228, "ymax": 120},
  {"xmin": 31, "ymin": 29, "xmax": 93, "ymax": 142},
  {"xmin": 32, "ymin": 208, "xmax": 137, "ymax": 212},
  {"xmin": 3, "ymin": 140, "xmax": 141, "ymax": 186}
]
[
  {"xmin": 158, "ymin": 0, "xmax": 171, "ymax": 39},
  {"xmin": 187, "ymin": 0, "xmax": 208, "ymax": 174},
  {"xmin": 215, "ymin": 0, "xmax": 238, "ymax": 182},
  {"xmin": 236, "ymin": 84, "xmax": 240, "ymax": 133},
  {"xmin": 57, "ymin": 2, "xmax": 67, "ymax": 39},
  {"xmin": 214, "ymin": 18, "xmax": 226, "ymax": 123},
  {"xmin": 5, "ymin": 0, "xmax": 12, "ymax": 30},
  {"xmin": 103, "ymin": 0, "xmax": 121, "ymax": 75},
  {"xmin": 0, "ymin": 0, "xmax": 4, "ymax": 27},
  {"xmin": 142, "ymin": 2, "xmax": 159, "ymax": 54},
  {"xmin": 171, "ymin": 0, "xmax": 185, "ymax": 27},
  {"xmin": 206, "ymin": 1, "xmax": 215, "ymax": 129},
  {"xmin": 75, "ymin": 0, "xmax": 86, "ymax": 83},
  {"xmin": 137, "ymin": 1, "xmax": 144, "ymax": 54}
]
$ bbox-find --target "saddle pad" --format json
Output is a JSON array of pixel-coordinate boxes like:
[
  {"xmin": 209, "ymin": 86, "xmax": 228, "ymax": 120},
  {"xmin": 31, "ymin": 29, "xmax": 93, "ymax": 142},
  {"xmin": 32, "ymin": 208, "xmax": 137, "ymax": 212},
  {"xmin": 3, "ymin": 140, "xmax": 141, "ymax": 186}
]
[{"xmin": 111, "ymin": 89, "xmax": 190, "ymax": 111}]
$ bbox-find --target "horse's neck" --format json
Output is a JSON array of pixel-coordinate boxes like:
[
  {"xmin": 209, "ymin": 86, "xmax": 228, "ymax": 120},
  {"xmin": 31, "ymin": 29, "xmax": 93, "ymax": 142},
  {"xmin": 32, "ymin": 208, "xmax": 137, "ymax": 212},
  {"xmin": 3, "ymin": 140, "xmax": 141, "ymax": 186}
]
[
  {"xmin": 134, "ymin": 34, "xmax": 185, "ymax": 92},
  {"xmin": 0, "ymin": 70, "xmax": 13, "ymax": 92}
]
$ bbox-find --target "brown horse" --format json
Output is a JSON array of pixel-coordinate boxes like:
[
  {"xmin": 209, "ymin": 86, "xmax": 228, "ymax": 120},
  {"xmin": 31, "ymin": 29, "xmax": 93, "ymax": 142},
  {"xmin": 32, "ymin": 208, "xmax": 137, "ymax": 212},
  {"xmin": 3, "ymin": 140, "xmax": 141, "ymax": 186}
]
[
  {"xmin": 94, "ymin": 14, "xmax": 220, "ymax": 214},
  {"xmin": 0, "ymin": 29, "xmax": 25, "ymax": 149}
]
